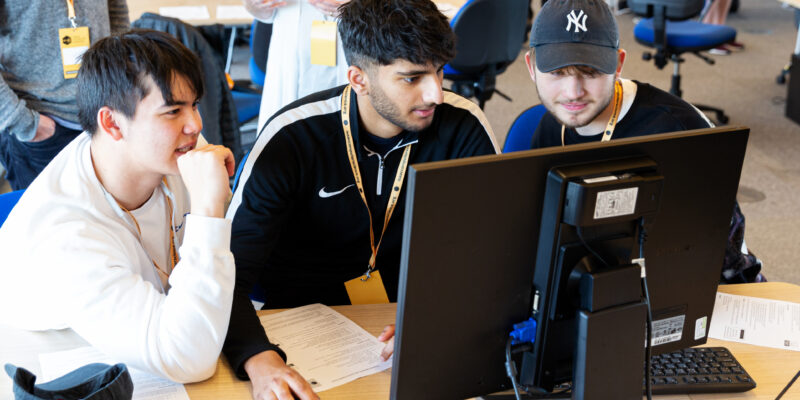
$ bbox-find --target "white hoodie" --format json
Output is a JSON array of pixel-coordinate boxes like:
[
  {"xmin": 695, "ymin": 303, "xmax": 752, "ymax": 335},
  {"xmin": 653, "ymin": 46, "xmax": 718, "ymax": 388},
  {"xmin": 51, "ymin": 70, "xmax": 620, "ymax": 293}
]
[{"xmin": 0, "ymin": 133, "xmax": 235, "ymax": 383}]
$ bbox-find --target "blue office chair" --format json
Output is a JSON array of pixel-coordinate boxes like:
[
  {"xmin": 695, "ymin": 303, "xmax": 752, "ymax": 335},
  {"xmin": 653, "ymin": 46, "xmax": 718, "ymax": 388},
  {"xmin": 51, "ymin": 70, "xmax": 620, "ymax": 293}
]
[
  {"xmin": 0, "ymin": 190, "xmax": 24, "ymax": 228},
  {"xmin": 232, "ymin": 151, "xmax": 250, "ymax": 191},
  {"xmin": 630, "ymin": 0, "xmax": 736, "ymax": 124},
  {"xmin": 444, "ymin": 0, "xmax": 529, "ymax": 109},
  {"xmin": 503, "ymin": 104, "xmax": 547, "ymax": 153}
]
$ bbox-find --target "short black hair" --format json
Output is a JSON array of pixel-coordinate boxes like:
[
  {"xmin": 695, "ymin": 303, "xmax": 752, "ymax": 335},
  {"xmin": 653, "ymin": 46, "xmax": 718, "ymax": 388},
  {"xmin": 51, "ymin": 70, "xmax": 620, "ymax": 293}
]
[
  {"xmin": 338, "ymin": 0, "xmax": 456, "ymax": 69},
  {"xmin": 77, "ymin": 29, "xmax": 204, "ymax": 135}
]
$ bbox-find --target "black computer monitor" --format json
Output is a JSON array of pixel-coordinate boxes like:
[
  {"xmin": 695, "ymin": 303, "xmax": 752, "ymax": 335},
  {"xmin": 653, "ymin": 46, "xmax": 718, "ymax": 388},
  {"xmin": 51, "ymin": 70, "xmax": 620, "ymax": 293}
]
[{"xmin": 390, "ymin": 126, "xmax": 749, "ymax": 399}]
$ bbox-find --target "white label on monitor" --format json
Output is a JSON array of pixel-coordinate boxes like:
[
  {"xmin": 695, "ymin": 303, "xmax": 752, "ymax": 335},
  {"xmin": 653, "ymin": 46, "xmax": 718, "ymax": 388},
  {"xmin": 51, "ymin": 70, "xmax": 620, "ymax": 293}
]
[
  {"xmin": 583, "ymin": 175, "xmax": 618, "ymax": 184},
  {"xmin": 651, "ymin": 315, "xmax": 684, "ymax": 346},
  {"xmin": 695, "ymin": 316, "xmax": 708, "ymax": 340},
  {"xmin": 594, "ymin": 187, "xmax": 638, "ymax": 219}
]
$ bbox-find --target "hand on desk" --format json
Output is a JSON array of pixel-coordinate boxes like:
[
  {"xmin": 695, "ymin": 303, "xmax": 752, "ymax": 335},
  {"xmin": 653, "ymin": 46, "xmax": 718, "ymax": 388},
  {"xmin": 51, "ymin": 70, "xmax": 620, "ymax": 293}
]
[
  {"xmin": 244, "ymin": 350, "xmax": 320, "ymax": 400},
  {"xmin": 378, "ymin": 324, "xmax": 395, "ymax": 361}
]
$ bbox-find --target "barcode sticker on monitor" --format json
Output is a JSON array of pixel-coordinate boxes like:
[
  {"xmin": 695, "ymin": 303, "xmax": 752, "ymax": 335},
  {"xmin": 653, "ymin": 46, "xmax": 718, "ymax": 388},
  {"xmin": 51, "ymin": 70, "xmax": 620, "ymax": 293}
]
[
  {"xmin": 594, "ymin": 187, "xmax": 638, "ymax": 219},
  {"xmin": 651, "ymin": 315, "xmax": 684, "ymax": 346}
]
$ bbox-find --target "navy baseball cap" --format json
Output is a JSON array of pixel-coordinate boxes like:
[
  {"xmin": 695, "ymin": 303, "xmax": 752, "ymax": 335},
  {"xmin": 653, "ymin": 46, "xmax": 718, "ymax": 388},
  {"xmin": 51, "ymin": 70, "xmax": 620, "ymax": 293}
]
[
  {"xmin": 5, "ymin": 363, "xmax": 133, "ymax": 400},
  {"xmin": 529, "ymin": 0, "xmax": 620, "ymax": 74}
]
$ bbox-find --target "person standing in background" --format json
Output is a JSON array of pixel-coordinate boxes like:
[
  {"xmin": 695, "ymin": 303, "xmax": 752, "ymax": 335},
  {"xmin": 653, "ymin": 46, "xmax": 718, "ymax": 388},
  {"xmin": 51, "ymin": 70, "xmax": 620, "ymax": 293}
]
[
  {"xmin": 242, "ymin": 0, "xmax": 350, "ymax": 137},
  {"xmin": 0, "ymin": 0, "xmax": 129, "ymax": 189}
]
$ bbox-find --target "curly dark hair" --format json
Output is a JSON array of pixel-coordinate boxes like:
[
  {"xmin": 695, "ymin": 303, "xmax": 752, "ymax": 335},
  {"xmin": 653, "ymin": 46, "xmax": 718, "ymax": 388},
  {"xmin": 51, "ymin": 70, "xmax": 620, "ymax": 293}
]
[
  {"xmin": 77, "ymin": 29, "xmax": 204, "ymax": 135},
  {"xmin": 338, "ymin": 0, "xmax": 456, "ymax": 70}
]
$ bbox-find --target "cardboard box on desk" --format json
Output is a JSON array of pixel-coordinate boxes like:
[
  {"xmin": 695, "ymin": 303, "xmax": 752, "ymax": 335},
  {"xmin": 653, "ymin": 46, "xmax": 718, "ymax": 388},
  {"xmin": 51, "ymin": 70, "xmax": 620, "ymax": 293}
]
[{"xmin": 786, "ymin": 54, "xmax": 800, "ymax": 125}]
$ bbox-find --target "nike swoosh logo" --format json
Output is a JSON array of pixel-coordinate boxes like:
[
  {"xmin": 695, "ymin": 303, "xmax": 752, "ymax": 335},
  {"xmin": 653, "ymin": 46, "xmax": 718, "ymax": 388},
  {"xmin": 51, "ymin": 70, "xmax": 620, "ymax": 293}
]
[{"xmin": 318, "ymin": 184, "xmax": 355, "ymax": 198}]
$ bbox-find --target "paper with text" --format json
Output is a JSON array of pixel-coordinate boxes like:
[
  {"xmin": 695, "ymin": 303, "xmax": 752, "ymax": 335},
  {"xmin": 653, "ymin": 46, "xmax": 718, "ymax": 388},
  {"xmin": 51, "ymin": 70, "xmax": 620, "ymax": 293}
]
[
  {"xmin": 39, "ymin": 346, "xmax": 189, "ymax": 400},
  {"xmin": 158, "ymin": 6, "xmax": 210, "ymax": 20},
  {"xmin": 258, "ymin": 303, "xmax": 392, "ymax": 392},
  {"xmin": 708, "ymin": 292, "xmax": 800, "ymax": 351}
]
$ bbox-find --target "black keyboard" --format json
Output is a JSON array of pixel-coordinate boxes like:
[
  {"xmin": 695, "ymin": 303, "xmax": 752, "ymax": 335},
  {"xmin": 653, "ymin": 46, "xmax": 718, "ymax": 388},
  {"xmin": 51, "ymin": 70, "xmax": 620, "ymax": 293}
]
[{"xmin": 647, "ymin": 347, "xmax": 756, "ymax": 395}]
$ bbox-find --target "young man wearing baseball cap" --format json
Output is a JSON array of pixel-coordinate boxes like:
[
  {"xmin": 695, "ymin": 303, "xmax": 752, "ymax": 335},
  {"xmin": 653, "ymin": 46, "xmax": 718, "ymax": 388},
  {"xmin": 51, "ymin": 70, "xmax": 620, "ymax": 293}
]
[
  {"xmin": 525, "ymin": 0, "xmax": 711, "ymax": 148},
  {"xmin": 525, "ymin": 0, "xmax": 765, "ymax": 290}
]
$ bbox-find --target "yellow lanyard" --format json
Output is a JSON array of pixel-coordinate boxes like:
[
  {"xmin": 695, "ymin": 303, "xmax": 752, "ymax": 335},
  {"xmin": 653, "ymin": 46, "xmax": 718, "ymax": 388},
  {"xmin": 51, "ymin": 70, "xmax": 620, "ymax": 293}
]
[
  {"xmin": 65, "ymin": 0, "xmax": 78, "ymax": 28},
  {"xmin": 341, "ymin": 85, "xmax": 413, "ymax": 279},
  {"xmin": 116, "ymin": 179, "xmax": 179, "ymax": 285},
  {"xmin": 561, "ymin": 79, "xmax": 623, "ymax": 147}
]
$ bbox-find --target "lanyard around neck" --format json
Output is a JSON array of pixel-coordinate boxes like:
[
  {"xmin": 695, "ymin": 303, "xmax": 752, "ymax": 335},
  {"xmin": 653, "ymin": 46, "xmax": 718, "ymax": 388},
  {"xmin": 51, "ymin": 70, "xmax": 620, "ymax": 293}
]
[
  {"xmin": 561, "ymin": 79, "xmax": 623, "ymax": 147},
  {"xmin": 341, "ymin": 85, "xmax": 412, "ymax": 279},
  {"xmin": 115, "ymin": 179, "xmax": 179, "ymax": 286}
]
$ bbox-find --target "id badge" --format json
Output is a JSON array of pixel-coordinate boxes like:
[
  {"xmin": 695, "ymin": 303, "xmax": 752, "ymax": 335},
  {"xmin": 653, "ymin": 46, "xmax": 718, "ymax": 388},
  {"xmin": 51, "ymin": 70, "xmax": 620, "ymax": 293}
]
[
  {"xmin": 344, "ymin": 270, "xmax": 390, "ymax": 305},
  {"xmin": 59, "ymin": 26, "xmax": 90, "ymax": 79},
  {"xmin": 310, "ymin": 20, "xmax": 337, "ymax": 67}
]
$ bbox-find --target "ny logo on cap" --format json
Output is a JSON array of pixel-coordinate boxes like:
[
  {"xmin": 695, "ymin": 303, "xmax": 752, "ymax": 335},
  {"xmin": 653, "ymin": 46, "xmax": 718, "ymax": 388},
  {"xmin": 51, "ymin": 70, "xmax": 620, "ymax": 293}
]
[{"xmin": 566, "ymin": 10, "xmax": 587, "ymax": 33}]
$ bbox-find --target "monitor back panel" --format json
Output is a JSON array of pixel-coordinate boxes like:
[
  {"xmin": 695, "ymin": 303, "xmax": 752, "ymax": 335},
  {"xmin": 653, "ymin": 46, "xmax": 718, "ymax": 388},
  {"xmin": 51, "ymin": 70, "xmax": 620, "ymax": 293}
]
[{"xmin": 390, "ymin": 126, "xmax": 749, "ymax": 399}]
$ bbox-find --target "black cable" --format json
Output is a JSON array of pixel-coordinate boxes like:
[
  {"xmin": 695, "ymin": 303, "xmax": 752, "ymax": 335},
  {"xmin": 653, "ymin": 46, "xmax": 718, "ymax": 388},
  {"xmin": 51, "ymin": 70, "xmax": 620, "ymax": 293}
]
[
  {"xmin": 575, "ymin": 226, "xmax": 609, "ymax": 268},
  {"xmin": 642, "ymin": 275, "xmax": 654, "ymax": 400},
  {"xmin": 505, "ymin": 337, "xmax": 523, "ymax": 400},
  {"xmin": 638, "ymin": 217, "xmax": 654, "ymax": 400},
  {"xmin": 776, "ymin": 369, "xmax": 800, "ymax": 400},
  {"xmin": 504, "ymin": 338, "xmax": 535, "ymax": 400}
]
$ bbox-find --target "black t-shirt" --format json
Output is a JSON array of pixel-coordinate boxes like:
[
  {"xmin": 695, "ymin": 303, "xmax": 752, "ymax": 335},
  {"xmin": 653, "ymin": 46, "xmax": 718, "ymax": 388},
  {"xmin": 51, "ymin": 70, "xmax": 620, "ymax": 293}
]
[{"xmin": 531, "ymin": 80, "xmax": 711, "ymax": 149}]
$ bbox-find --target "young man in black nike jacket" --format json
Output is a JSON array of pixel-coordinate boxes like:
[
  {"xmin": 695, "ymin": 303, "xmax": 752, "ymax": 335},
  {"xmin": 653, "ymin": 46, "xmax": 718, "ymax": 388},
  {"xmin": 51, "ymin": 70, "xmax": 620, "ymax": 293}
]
[{"xmin": 223, "ymin": 0, "xmax": 498, "ymax": 399}]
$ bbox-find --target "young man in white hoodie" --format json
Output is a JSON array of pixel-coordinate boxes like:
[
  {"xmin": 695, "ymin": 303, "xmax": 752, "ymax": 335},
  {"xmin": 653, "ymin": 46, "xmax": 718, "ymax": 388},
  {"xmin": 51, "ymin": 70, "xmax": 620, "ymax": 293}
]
[{"xmin": 0, "ymin": 30, "xmax": 236, "ymax": 383}]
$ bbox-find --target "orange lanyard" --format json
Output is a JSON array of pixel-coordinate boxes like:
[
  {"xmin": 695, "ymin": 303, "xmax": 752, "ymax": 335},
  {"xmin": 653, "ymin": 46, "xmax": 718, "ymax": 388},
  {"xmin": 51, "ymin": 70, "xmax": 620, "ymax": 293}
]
[
  {"xmin": 65, "ymin": 0, "xmax": 78, "ymax": 28},
  {"xmin": 116, "ymin": 179, "xmax": 179, "ymax": 285},
  {"xmin": 341, "ymin": 85, "xmax": 412, "ymax": 279},
  {"xmin": 561, "ymin": 79, "xmax": 623, "ymax": 146}
]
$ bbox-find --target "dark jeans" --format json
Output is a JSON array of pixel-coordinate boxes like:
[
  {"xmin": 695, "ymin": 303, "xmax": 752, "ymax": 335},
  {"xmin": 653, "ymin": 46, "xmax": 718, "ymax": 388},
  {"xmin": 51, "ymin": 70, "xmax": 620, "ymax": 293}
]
[{"xmin": 0, "ymin": 123, "xmax": 81, "ymax": 190}]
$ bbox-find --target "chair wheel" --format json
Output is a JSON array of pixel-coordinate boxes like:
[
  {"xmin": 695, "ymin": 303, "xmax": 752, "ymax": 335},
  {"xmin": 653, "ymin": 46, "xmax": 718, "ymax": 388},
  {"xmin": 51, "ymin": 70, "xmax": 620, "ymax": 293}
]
[{"xmin": 777, "ymin": 75, "xmax": 787, "ymax": 85}]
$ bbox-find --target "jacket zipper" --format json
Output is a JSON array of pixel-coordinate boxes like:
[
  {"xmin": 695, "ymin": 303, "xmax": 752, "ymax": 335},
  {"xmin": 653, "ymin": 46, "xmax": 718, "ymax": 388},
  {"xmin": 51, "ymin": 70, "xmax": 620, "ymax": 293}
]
[
  {"xmin": 376, "ymin": 157, "xmax": 385, "ymax": 196},
  {"xmin": 366, "ymin": 140, "xmax": 417, "ymax": 197}
]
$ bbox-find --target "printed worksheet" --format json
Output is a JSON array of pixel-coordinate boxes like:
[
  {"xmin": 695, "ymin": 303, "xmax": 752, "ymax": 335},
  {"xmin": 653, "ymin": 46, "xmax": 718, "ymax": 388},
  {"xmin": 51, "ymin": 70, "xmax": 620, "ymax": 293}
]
[
  {"xmin": 708, "ymin": 292, "xmax": 800, "ymax": 351},
  {"xmin": 259, "ymin": 303, "xmax": 392, "ymax": 392},
  {"xmin": 39, "ymin": 346, "xmax": 189, "ymax": 400}
]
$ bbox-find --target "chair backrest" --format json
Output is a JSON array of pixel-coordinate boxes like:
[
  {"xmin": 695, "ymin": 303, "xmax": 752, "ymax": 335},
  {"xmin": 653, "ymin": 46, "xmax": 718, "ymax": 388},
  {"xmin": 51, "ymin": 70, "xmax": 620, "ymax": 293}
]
[
  {"xmin": 503, "ymin": 104, "xmax": 547, "ymax": 153},
  {"xmin": 628, "ymin": 0, "xmax": 705, "ymax": 20},
  {"xmin": 0, "ymin": 190, "xmax": 25, "ymax": 228},
  {"xmin": 448, "ymin": 0, "xmax": 529, "ymax": 74}
]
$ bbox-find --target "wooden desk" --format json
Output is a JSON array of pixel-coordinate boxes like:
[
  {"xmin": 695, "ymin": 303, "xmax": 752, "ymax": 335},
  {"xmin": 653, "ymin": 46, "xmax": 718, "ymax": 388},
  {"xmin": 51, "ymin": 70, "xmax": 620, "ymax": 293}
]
[
  {"xmin": 186, "ymin": 283, "xmax": 800, "ymax": 399},
  {"xmin": 183, "ymin": 303, "xmax": 395, "ymax": 399},
  {"xmin": 129, "ymin": 0, "xmax": 252, "ymax": 25}
]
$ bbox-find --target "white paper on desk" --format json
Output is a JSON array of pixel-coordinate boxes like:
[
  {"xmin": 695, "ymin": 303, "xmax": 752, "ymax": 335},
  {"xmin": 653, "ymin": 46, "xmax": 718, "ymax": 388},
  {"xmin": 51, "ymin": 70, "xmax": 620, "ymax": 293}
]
[
  {"xmin": 39, "ymin": 346, "xmax": 189, "ymax": 400},
  {"xmin": 708, "ymin": 292, "xmax": 800, "ymax": 351},
  {"xmin": 259, "ymin": 303, "xmax": 392, "ymax": 392},
  {"xmin": 216, "ymin": 5, "xmax": 251, "ymax": 20},
  {"xmin": 158, "ymin": 6, "xmax": 210, "ymax": 21}
]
